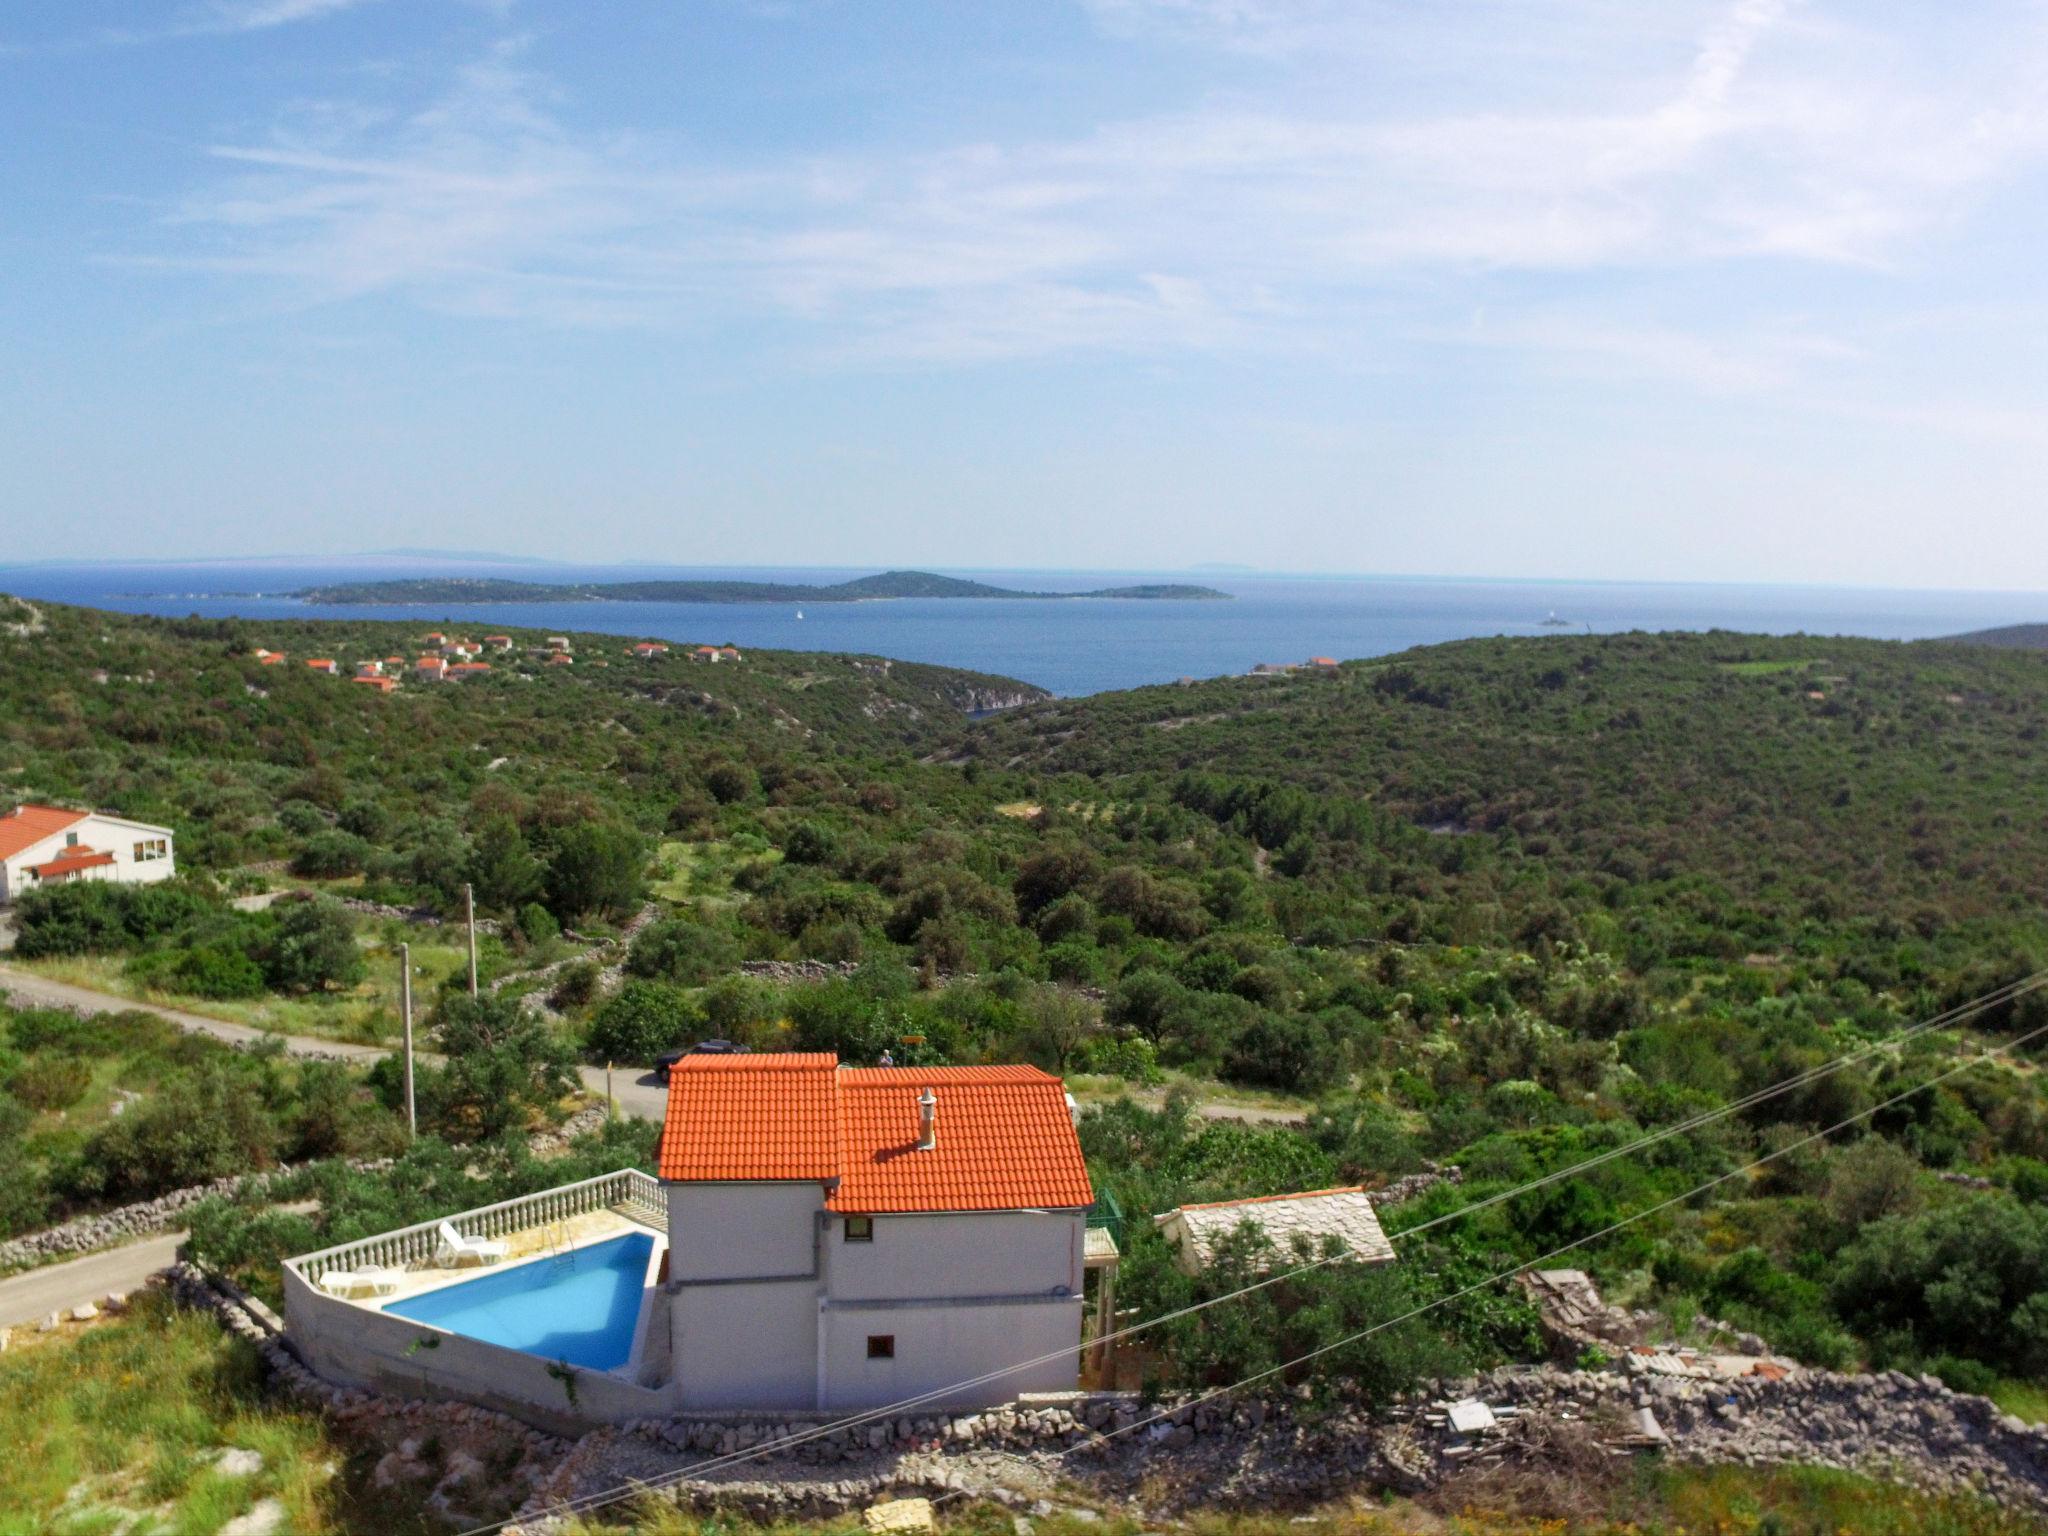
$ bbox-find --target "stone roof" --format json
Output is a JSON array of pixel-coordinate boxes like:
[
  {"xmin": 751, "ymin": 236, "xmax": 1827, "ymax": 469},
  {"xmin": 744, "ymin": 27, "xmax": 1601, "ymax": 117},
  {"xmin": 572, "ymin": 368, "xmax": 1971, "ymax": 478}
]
[{"xmin": 1155, "ymin": 1185, "xmax": 1396, "ymax": 1273}]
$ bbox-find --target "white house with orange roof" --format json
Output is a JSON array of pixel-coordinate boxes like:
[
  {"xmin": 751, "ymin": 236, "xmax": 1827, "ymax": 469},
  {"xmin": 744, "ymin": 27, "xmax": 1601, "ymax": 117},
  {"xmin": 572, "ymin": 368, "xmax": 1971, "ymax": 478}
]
[
  {"xmin": 0, "ymin": 804, "xmax": 176, "ymax": 904},
  {"xmin": 658, "ymin": 1055, "xmax": 1095, "ymax": 1411},
  {"xmin": 280, "ymin": 1053, "xmax": 1109, "ymax": 1426}
]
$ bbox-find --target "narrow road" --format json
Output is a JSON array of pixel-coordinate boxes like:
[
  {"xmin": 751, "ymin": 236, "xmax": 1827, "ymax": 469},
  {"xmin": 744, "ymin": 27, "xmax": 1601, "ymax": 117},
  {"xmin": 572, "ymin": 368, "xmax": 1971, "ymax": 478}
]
[
  {"xmin": 0, "ymin": 1232, "xmax": 184, "ymax": 1329},
  {"xmin": 0, "ymin": 966, "xmax": 669, "ymax": 1122}
]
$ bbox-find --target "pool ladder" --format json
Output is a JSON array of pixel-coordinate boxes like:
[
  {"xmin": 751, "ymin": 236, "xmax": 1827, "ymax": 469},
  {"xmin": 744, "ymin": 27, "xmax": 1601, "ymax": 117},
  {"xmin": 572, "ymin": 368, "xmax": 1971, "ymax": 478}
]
[{"xmin": 540, "ymin": 1221, "xmax": 576, "ymax": 1274}]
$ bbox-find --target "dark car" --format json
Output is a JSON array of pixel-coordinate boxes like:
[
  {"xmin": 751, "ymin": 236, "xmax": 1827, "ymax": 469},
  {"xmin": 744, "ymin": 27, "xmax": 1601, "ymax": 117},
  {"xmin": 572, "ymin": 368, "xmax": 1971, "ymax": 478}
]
[{"xmin": 654, "ymin": 1039, "xmax": 750, "ymax": 1079}]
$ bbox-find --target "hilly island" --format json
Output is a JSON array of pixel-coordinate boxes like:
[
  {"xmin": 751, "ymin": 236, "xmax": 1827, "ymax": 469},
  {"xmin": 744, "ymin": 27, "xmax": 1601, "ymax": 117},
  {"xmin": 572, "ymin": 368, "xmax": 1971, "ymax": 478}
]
[{"xmin": 288, "ymin": 569, "xmax": 1233, "ymax": 604}]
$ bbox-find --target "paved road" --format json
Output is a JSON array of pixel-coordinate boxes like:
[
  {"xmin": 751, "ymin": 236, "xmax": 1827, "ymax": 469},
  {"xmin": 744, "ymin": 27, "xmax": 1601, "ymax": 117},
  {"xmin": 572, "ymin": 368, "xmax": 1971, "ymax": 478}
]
[
  {"xmin": 0, "ymin": 1232, "xmax": 185, "ymax": 1329},
  {"xmin": 0, "ymin": 966, "xmax": 670, "ymax": 1122}
]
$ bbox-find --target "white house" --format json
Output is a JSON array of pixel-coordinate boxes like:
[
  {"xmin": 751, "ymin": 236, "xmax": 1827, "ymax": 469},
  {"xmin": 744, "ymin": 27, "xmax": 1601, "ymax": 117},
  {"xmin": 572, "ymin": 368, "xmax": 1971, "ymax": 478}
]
[
  {"xmin": 0, "ymin": 804, "xmax": 176, "ymax": 905},
  {"xmin": 659, "ymin": 1054, "xmax": 1096, "ymax": 1412}
]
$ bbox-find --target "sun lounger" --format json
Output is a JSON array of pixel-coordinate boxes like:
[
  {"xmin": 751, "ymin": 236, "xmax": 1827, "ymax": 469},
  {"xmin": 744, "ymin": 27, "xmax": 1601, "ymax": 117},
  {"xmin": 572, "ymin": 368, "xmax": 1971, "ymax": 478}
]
[
  {"xmin": 317, "ymin": 1265, "xmax": 406, "ymax": 1298},
  {"xmin": 435, "ymin": 1221, "xmax": 509, "ymax": 1267}
]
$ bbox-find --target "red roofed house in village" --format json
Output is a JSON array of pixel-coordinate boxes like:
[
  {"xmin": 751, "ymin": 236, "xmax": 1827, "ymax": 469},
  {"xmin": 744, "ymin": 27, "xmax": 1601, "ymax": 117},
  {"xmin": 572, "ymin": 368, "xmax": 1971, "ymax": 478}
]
[
  {"xmin": 0, "ymin": 803, "xmax": 175, "ymax": 904},
  {"xmin": 352, "ymin": 676, "xmax": 397, "ymax": 694},
  {"xmin": 656, "ymin": 1055, "xmax": 1096, "ymax": 1410},
  {"xmin": 447, "ymin": 662, "xmax": 492, "ymax": 679},
  {"xmin": 631, "ymin": 641, "xmax": 669, "ymax": 657},
  {"xmin": 483, "ymin": 635, "xmax": 513, "ymax": 652},
  {"xmin": 305, "ymin": 657, "xmax": 339, "ymax": 674},
  {"xmin": 414, "ymin": 655, "xmax": 448, "ymax": 682}
]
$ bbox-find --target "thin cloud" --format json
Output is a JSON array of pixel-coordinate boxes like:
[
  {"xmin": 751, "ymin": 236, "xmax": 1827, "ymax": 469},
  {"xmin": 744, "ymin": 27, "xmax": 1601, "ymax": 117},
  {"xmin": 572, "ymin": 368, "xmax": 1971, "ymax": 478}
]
[{"xmin": 126, "ymin": 0, "xmax": 2048, "ymax": 383}]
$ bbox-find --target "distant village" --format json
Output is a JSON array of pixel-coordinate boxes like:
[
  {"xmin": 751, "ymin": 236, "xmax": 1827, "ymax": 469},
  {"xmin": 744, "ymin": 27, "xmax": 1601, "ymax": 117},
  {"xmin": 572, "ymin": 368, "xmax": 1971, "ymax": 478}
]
[{"xmin": 248, "ymin": 633, "xmax": 744, "ymax": 692}]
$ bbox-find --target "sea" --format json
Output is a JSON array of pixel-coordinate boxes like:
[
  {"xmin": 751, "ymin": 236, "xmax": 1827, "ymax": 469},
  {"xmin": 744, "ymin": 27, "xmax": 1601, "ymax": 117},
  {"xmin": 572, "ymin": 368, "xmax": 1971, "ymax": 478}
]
[{"xmin": 2, "ymin": 559, "xmax": 2042, "ymax": 698}]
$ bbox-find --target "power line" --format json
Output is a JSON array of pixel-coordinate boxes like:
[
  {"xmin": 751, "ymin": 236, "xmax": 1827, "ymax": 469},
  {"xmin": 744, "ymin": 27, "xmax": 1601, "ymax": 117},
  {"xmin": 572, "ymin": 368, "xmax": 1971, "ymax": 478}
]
[{"xmin": 467, "ymin": 973, "xmax": 2046, "ymax": 1534}]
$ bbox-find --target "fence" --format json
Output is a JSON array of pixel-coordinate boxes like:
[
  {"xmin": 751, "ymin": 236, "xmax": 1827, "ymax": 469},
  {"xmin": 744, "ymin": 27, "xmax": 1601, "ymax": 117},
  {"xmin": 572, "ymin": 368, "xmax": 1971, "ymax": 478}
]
[{"xmin": 286, "ymin": 1166, "xmax": 667, "ymax": 1285}]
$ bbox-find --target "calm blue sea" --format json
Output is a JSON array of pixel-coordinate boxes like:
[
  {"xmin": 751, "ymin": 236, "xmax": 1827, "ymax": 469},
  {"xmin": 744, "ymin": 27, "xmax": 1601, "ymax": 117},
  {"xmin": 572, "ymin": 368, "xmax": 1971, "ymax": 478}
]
[{"xmin": 2, "ymin": 559, "xmax": 2042, "ymax": 697}]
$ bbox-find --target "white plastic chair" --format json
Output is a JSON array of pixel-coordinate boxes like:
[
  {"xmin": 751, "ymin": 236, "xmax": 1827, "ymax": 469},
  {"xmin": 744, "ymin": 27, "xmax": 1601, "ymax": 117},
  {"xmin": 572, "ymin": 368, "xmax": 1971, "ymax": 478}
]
[{"xmin": 435, "ymin": 1221, "xmax": 509, "ymax": 1267}]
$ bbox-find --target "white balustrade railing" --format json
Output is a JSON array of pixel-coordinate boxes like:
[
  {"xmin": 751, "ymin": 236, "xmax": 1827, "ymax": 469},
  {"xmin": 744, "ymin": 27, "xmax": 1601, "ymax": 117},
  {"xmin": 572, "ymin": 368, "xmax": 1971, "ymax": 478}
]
[{"xmin": 288, "ymin": 1167, "xmax": 668, "ymax": 1285}]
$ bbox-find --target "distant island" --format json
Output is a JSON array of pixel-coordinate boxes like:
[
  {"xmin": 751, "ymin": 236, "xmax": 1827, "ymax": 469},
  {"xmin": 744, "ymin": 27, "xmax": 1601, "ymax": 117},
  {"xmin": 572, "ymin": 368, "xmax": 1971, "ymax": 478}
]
[
  {"xmin": 1943, "ymin": 622, "xmax": 2048, "ymax": 650},
  {"xmin": 290, "ymin": 570, "xmax": 1233, "ymax": 605}
]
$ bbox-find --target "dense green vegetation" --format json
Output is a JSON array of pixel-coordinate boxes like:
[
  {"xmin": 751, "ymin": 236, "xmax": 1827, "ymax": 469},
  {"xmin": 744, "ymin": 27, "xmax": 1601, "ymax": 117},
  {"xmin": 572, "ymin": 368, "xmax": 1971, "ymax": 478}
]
[
  {"xmin": 291, "ymin": 571, "xmax": 1230, "ymax": 603},
  {"xmin": 10, "ymin": 602, "xmax": 2048, "ymax": 1409}
]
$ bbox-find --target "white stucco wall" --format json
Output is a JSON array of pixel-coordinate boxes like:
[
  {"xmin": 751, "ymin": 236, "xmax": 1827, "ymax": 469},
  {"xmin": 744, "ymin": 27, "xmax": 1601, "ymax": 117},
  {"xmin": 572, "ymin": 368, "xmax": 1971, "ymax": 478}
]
[
  {"xmin": 819, "ymin": 1295, "xmax": 1085, "ymax": 1410},
  {"xmin": 669, "ymin": 1277, "xmax": 823, "ymax": 1411},
  {"xmin": 665, "ymin": 1182, "xmax": 823, "ymax": 1281},
  {"xmin": 824, "ymin": 1210, "xmax": 1085, "ymax": 1301}
]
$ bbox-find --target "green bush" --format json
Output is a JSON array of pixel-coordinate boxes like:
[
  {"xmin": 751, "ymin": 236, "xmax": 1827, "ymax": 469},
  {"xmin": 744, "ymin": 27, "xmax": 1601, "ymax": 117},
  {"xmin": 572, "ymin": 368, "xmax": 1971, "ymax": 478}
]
[
  {"xmin": 627, "ymin": 917, "xmax": 739, "ymax": 986},
  {"xmin": 586, "ymin": 981, "xmax": 697, "ymax": 1065},
  {"xmin": 260, "ymin": 898, "xmax": 364, "ymax": 994}
]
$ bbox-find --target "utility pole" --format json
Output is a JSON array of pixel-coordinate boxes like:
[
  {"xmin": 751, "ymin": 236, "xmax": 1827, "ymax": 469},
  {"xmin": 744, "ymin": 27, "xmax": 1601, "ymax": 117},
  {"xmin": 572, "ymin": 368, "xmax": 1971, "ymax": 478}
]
[
  {"xmin": 465, "ymin": 882, "xmax": 479, "ymax": 999},
  {"xmin": 400, "ymin": 941, "xmax": 416, "ymax": 1138}
]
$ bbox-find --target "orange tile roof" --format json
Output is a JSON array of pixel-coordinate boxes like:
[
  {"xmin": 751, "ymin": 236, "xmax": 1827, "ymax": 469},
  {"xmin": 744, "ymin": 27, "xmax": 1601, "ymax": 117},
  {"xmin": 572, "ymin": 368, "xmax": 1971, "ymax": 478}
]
[
  {"xmin": 28, "ymin": 847, "xmax": 114, "ymax": 878},
  {"xmin": 656, "ymin": 1055, "xmax": 1092, "ymax": 1214},
  {"xmin": 0, "ymin": 804, "xmax": 89, "ymax": 861},
  {"xmin": 659, "ymin": 1054, "xmax": 841, "ymax": 1182},
  {"xmin": 832, "ymin": 1065, "xmax": 1093, "ymax": 1214}
]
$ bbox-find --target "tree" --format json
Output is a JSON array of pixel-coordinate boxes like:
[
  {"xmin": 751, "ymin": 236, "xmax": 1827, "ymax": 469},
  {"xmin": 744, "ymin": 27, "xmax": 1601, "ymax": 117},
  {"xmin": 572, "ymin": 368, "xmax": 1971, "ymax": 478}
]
[
  {"xmin": 424, "ymin": 992, "xmax": 577, "ymax": 1139},
  {"xmin": 467, "ymin": 816, "xmax": 543, "ymax": 910},
  {"xmin": 261, "ymin": 898, "xmax": 365, "ymax": 994},
  {"xmin": 587, "ymin": 981, "xmax": 697, "ymax": 1064},
  {"xmin": 544, "ymin": 821, "xmax": 645, "ymax": 921},
  {"xmin": 1018, "ymin": 987, "xmax": 1103, "ymax": 1072}
]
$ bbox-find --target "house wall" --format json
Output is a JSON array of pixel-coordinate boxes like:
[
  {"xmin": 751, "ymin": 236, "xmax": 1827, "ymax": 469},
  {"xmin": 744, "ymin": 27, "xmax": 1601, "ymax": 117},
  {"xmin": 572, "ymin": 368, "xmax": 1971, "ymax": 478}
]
[
  {"xmin": 665, "ymin": 1180, "xmax": 827, "ymax": 1410},
  {"xmin": 818, "ymin": 1294, "xmax": 1085, "ymax": 1410},
  {"xmin": 824, "ymin": 1210, "xmax": 1085, "ymax": 1301},
  {"xmin": 666, "ymin": 1182, "xmax": 822, "ymax": 1281}
]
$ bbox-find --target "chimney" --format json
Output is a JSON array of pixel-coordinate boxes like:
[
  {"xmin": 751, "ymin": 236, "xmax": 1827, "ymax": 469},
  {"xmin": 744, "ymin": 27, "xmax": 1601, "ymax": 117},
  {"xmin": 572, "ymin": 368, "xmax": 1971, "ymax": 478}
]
[{"xmin": 916, "ymin": 1087, "xmax": 937, "ymax": 1151}]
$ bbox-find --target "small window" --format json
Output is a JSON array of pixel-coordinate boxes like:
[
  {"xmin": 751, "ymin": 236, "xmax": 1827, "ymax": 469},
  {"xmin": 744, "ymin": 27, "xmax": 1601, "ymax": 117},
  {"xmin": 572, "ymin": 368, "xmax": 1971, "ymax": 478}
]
[
  {"xmin": 866, "ymin": 1334, "xmax": 895, "ymax": 1359},
  {"xmin": 844, "ymin": 1215, "xmax": 874, "ymax": 1243},
  {"xmin": 65, "ymin": 832, "xmax": 78, "ymax": 847}
]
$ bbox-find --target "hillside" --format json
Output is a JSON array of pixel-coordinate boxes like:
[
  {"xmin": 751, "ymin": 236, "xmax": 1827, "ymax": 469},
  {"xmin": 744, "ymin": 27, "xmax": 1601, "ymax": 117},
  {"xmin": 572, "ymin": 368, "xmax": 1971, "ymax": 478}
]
[
  {"xmin": 290, "ymin": 570, "xmax": 1231, "ymax": 604},
  {"xmin": 962, "ymin": 630, "xmax": 2048, "ymax": 935},
  {"xmin": 0, "ymin": 598, "xmax": 1044, "ymax": 869},
  {"xmin": 1948, "ymin": 622, "xmax": 2048, "ymax": 650}
]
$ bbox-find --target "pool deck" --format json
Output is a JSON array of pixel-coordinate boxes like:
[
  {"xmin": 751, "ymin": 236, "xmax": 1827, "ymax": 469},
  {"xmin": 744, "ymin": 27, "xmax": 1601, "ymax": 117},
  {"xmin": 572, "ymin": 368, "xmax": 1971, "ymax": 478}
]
[{"xmin": 331, "ymin": 1207, "xmax": 666, "ymax": 1312}]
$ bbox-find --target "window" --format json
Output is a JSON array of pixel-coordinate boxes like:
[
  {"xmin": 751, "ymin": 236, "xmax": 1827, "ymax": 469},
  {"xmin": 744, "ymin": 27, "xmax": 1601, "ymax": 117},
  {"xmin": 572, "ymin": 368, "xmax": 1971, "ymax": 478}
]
[
  {"xmin": 843, "ymin": 1215, "xmax": 873, "ymax": 1243},
  {"xmin": 65, "ymin": 832, "xmax": 78, "ymax": 847},
  {"xmin": 132, "ymin": 838, "xmax": 168, "ymax": 863},
  {"xmin": 866, "ymin": 1334, "xmax": 894, "ymax": 1359}
]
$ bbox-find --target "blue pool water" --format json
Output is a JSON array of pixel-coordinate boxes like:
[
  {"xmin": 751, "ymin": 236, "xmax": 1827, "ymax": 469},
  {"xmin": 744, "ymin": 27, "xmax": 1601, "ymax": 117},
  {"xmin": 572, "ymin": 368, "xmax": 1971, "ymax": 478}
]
[{"xmin": 386, "ymin": 1231, "xmax": 654, "ymax": 1371}]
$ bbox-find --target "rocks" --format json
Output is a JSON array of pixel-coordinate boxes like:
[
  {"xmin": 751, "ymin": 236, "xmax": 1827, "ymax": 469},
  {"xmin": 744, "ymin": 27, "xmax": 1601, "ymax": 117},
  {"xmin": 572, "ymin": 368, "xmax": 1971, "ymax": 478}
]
[
  {"xmin": 221, "ymin": 1497, "xmax": 287, "ymax": 1536},
  {"xmin": 864, "ymin": 1497, "xmax": 936, "ymax": 1535},
  {"xmin": 212, "ymin": 1448, "xmax": 266, "ymax": 1477}
]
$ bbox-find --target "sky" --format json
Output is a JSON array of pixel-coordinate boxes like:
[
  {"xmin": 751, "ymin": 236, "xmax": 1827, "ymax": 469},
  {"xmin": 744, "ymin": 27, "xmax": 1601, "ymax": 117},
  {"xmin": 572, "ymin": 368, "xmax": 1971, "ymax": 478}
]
[{"xmin": 4, "ymin": 0, "xmax": 2048, "ymax": 587}]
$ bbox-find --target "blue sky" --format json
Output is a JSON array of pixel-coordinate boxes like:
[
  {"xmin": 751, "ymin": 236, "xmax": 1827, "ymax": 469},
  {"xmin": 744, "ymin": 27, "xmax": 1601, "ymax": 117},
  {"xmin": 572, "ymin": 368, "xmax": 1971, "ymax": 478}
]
[{"xmin": 5, "ymin": 0, "xmax": 2048, "ymax": 587}]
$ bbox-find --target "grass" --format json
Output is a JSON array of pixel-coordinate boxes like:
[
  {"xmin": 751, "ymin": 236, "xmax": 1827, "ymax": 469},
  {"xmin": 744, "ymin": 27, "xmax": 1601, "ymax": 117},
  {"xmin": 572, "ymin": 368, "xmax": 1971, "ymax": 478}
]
[
  {"xmin": 9, "ymin": 935, "xmax": 474, "ymax": 1047},
  {"xmin": 653, "ymin": 839, "xmax": 780, "ymax": 909},
  {"xmin": 0, "ymin": 1291, "xmax": 443, "ymax": 1536},
  {"xmin": 1991, "ymin": 1378, "xmax": 2048, "ymax": 1424}
]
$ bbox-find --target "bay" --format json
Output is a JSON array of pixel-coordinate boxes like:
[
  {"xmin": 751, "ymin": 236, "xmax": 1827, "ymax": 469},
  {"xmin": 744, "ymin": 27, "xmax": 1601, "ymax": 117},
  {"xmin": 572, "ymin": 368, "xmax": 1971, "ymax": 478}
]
[{"xmin": 1, "ymin": 559, "xmax": 2041, "ymax": 698}]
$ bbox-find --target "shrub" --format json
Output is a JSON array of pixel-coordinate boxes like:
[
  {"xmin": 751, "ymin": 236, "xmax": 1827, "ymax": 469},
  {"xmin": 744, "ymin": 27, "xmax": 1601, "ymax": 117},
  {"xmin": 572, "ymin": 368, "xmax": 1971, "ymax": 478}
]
[
  {"xmin": 261, "ymin": 898, "xmax": 364, "ymax": 993},
  {"xmin": 627, "ymin": 918, "xmax": 739, "ymax": 986},
  {"xmin": 292, "ymin": 829, "xmax": 370, "ymax": 878},
  {"xmin": 5, "ymin": 1055, "xmax": 91, "ymax": 1112},
  {"xmin": 173, "ymin": 945, "xmax": 268, "ymax": 1000},
  {"xmin": 586, "ymin": 981, "xmax": 697, "ymax": 1065},
  {"xmin": 517, "ymin": 902, "xmax": 560, "ymax": 945},
  {"xmin": 782, "ymin": 822, "xmax": 838, "ymax": 866},
  {"xmin": 72, "ymin": 1069, "xmax": 280, "ymax": 1203}
]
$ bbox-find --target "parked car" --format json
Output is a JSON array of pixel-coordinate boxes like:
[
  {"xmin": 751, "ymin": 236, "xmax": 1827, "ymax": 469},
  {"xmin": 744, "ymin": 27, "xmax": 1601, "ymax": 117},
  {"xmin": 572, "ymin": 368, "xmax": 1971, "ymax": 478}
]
[{"xmin": 654, "ymin": 1039, "xmax": 750, "ymax": 1079}]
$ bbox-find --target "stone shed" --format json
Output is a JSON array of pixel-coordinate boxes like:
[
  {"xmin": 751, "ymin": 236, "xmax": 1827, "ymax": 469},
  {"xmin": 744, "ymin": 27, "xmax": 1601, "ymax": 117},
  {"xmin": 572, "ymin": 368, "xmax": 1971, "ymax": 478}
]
[{"xmin": 1154, "ymin": 1186, "xmax": 1396, "ymax": 1276}]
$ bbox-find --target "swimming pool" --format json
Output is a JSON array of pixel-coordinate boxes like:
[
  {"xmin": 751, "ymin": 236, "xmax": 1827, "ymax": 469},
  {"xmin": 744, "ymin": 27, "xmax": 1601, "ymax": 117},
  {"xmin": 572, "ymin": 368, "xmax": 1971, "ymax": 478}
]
[{"xmin": 386, "ymin": 1231, "xmax": 655, "ymax": 1371}]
